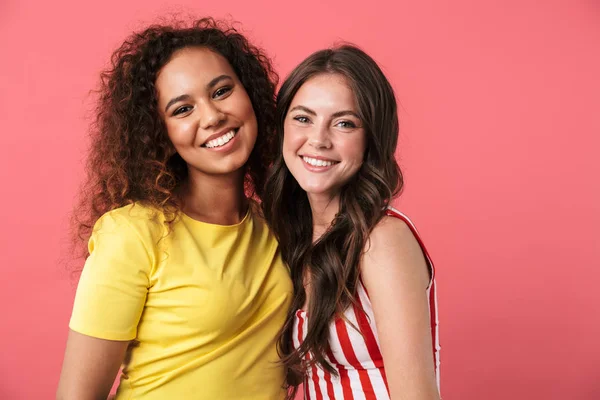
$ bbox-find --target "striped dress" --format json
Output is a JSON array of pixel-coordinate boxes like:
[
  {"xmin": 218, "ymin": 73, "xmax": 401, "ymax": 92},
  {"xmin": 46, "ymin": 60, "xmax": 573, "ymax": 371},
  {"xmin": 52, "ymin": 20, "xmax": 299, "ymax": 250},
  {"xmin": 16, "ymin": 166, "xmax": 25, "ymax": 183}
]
[{"xmin": 292, "ymin": 207, "xmax": 440, "ymax": 400}]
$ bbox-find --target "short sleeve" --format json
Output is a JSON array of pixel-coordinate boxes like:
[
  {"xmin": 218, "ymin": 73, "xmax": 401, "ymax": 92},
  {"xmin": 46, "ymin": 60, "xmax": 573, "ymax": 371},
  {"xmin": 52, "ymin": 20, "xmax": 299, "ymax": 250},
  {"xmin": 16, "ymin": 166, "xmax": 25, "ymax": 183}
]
[{"xmin": 69, "ymin": 211, "xmax": 155, "ymax": 341}]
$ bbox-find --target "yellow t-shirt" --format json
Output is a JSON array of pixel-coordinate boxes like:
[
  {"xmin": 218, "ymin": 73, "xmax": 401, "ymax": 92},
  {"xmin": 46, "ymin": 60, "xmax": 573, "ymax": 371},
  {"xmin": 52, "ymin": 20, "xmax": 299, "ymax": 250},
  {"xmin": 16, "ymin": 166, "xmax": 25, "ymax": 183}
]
[{"xmin": 69, "ymin": 203, "xmax": 292, "ymax": 399}]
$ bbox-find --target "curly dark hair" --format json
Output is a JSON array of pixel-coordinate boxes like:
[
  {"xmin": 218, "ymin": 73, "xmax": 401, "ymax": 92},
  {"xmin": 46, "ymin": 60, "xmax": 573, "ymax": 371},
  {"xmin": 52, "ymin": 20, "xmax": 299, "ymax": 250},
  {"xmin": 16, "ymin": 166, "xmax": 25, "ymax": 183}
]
[
  {"xmin": 262, "ymin": 45, "xmax": 403, "ymax": 398},
  {"xmin": 72, "ymin": 17, "xmax": 278, "ymax": 258}
]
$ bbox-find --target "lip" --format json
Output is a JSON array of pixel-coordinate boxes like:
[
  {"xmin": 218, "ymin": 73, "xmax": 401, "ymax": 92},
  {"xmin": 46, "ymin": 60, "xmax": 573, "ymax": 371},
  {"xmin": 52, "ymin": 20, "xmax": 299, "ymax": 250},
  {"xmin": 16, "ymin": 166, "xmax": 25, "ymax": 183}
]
[
  {"xmin": 299, "ymin": 154, "xmax": 339, "ymax": 162},
  {"xmin": 201, "ymin": 127, "xmax": 239, "ymax": 147},
  {"xmin": 299, "ymin": 154, "xmax": 339, "ymax": 172}
]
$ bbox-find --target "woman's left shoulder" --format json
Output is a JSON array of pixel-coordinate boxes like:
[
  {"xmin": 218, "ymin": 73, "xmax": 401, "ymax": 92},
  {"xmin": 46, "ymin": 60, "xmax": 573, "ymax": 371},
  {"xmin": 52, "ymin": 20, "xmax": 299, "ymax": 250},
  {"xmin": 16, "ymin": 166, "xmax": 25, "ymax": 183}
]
[
  {"xmin": 366, "ymin": 213, "xmax": 417, "ymax": 254},
  {"xmin": 362, "ymin": 211, "xmax": 429, "ymax": 285}
]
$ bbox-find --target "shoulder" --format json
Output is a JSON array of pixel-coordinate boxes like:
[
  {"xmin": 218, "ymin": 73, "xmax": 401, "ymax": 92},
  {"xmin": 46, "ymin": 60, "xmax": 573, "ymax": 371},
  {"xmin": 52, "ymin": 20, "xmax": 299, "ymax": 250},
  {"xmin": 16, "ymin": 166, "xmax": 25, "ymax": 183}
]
[
  {"xmin": 361, "ymin": 212, "xmax": 430, "ymax": 288},
  {"xmin": 90, "ymin": 203, "xmax": 167, "ymax": 257},
  {"xmin": 95, "ymin": 203, "xmax": 166, "ymax": 237},
  {"xmin": 366, "ymin": 214, "xmax": 418, "ymax": 257}
]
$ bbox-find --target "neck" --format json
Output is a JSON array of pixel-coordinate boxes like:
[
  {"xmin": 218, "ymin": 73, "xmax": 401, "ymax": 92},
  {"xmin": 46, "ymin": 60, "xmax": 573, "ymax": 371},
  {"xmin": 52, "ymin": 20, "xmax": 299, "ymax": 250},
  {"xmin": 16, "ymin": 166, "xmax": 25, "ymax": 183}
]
[
  {"xmin": 181, "ymin": 168, "xmax": 247, "ymax": 225},
  {"xmin": 307, "ymin": 193, "xmax": 340, "ymax": 241}
]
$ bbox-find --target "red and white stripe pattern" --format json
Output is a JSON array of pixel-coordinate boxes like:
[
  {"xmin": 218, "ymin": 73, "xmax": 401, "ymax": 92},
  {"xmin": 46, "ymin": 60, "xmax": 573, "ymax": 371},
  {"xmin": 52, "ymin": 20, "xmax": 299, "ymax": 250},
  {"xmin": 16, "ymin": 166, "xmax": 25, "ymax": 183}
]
[{"xmin": 292, "ymin": 207, "xmax": 440, "ymax": 399}]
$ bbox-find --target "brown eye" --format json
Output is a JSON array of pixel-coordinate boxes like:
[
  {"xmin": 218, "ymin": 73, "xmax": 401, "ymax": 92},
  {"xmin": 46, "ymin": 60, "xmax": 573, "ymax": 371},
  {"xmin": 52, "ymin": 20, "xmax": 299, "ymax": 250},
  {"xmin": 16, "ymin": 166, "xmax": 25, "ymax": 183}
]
[
  {"xmin": 213, "ymin": 86, "xmax": 232, "ymax": 98},
  {"xmin": 173, "ymin": 105, "xmax": 193, "ymax": 116}
]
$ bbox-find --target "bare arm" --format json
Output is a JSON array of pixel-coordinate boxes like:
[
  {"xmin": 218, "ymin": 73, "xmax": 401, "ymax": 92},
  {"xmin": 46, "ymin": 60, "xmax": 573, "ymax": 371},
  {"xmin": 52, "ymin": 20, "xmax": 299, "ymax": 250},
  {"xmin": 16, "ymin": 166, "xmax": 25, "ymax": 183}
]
[
  {"xmin": 56, "ymin": 330, "xmax": 129, "ymax": 400},
  {"xmin": 361, "ymin": 216, "xmax": 440, "ymax": 400},
  {"xmin": 56, "ymin": 212, "xmax": 154, "ymax": 399}
]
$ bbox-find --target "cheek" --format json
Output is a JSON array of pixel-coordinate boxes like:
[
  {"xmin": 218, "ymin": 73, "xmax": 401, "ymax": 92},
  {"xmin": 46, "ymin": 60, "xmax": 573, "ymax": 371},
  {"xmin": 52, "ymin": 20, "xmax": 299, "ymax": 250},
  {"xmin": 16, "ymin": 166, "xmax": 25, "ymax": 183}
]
[
  {"xmin": 241, "ymin": 102, "xmax": 255, "ymax": 124},
  {"xmin": 281, "ymin": 135, "xmax": 294, "ymax": 165},
  {"xmin": 340, "ymin": 135, "xmax": 367, "ymax": 165},
  {"xmin": 282, "ymin": 125, "xmax": 298, "ymax": 152},
  {"xmin": 282, "ymin": 128, "xmax": 303, "ymax": 167},
  {"xmin": 230, "ymin": 92, "xmax": 258, "ymax": 139},
  {"xmin": 165, "ymin": 119, "xmax": 196, "ymax": 148},
  {"xmin": 234, "ymin": 90, "xmax": 256, "ymax": 120}
]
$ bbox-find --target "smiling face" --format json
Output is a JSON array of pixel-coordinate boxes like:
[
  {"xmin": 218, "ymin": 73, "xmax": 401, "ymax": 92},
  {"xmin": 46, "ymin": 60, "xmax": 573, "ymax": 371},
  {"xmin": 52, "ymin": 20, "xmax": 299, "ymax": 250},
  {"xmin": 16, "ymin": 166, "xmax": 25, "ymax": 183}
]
[
  {"xmin": 282, "ymin": 73, "xmax": 367, "ymax": 201},
  {"xmin": 156, "ymin": 46, "xmax": 258, "ymax": 179}
]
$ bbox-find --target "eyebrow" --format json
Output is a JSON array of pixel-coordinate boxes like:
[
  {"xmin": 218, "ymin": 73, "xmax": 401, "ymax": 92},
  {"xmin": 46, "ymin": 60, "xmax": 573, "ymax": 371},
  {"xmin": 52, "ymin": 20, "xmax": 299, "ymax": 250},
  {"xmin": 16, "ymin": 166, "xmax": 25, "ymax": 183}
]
[
  {"xmin": 164, "ymin": 75, "xmax": 233, "ymax": 113},
  {"xmin": 289, "ymin": 105, "xmax": 360, "ymax": 120},
  {"xmin": 289, "ymin": 105, "xmax": 316, "ymax": 115},
  {"xmin": 165, "ymin": 94, "xmax": 192, "ymax": 113},
  {"xmin": 207, "ymin": 74, "xmax": 232, "ymax": 90},
  {"xmin": 331, "ymin": 110, "xmax": 361, "ymax": 119}
]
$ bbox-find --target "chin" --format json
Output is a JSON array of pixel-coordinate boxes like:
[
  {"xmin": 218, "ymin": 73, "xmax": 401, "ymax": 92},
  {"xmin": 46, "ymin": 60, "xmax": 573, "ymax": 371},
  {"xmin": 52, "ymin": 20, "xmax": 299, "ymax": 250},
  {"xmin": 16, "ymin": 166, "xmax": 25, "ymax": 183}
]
[
  {"xmin": 298, "ymin": 184, "xmax": 334, "ymax": 197},
  {"xmin": 225, "ymin": 160, "xmax": 249, "ymax": 175},
  {"xmin": 196, "ymin": 159, "xmax": 247, "ymax": 177}
]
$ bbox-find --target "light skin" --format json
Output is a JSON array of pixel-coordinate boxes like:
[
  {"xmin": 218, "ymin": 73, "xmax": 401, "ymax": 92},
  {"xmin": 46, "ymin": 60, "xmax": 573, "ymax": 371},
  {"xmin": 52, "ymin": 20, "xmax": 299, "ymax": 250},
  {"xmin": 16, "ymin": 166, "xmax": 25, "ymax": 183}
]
[
  {"xmin": 283, "ymin": 73, "xmax": 440, "ymax": 400},
  {"xmin": 56, "ymin": 46, "xmax": 258, "ymax": 400},
  {"xmin": 283, "ymin": 73, "xmax": 366, "ymax": 239}
]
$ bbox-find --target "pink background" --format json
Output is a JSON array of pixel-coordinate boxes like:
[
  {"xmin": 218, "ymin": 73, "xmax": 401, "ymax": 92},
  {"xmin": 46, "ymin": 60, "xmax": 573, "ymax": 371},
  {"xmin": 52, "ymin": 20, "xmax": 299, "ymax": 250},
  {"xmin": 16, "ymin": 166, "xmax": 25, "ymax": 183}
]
[{"xmin": 1, "ymin": 0, "xmax": 599, "ymax": 398}]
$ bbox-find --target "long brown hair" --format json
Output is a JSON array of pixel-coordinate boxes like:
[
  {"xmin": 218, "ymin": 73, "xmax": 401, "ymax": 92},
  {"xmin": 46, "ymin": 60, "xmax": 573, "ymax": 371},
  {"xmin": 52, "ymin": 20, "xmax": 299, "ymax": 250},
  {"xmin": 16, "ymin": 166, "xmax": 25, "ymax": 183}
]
[
  {"xmin": 263, "ymin": 45, "xmax": 404, "ymax": 397},
  {"xmin": 72, "ymin": 17, "xmax": 278, "ymax": 261}
]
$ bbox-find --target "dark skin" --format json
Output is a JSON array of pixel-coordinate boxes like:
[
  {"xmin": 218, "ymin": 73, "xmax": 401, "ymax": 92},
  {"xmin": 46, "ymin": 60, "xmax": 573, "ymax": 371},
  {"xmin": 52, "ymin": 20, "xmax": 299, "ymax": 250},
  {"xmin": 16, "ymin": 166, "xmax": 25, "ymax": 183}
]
[{"xmin": 57, "ymin": 47, "xmax": 259, "ymax": 400}]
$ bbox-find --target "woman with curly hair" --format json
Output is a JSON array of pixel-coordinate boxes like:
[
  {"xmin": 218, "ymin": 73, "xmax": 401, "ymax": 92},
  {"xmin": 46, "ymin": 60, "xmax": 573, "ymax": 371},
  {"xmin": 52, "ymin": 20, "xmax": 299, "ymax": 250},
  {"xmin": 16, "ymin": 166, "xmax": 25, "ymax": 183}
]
[
  {"xmin": 263, "ymin": 45, "xmax": 440, "ymax": 400},
  {"xmin": 56, "ymin": 18, "xmax": 292, "ymax": 399}
]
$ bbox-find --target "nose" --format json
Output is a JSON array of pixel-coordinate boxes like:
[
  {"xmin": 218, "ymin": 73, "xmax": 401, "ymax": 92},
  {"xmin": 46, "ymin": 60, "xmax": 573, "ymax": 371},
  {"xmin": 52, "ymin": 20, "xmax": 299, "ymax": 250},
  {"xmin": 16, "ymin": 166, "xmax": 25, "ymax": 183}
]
[
  {"xmin": 198, "ymin": 100, "xmax": 226, "ymax": 129},
  {"xmin": 308, "ymin": 124, "xmax": 332, "ymax": 149}
]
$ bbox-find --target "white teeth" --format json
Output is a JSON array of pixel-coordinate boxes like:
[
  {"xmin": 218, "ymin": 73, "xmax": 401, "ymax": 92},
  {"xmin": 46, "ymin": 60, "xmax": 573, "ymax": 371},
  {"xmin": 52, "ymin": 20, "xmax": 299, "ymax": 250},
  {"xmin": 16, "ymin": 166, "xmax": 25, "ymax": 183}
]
[
  {"xmin": 205, "ymin": 130, "xmax": 236, "ymax": 148},
  {"xmin": 302, "ymin": 156, "xmax": 335, "ymax": 167}
]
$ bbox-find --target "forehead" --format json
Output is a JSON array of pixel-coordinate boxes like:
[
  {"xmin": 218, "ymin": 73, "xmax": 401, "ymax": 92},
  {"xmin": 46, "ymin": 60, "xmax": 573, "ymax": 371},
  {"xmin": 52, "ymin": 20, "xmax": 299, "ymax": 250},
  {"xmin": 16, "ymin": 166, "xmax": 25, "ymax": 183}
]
[
  {"xmin": 155, "ymin": 47, "xmax": 236, "ymax": 96},
  {"xmin": 290, "ymin": 73, "xmax": 357, "ymax": 111}
]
